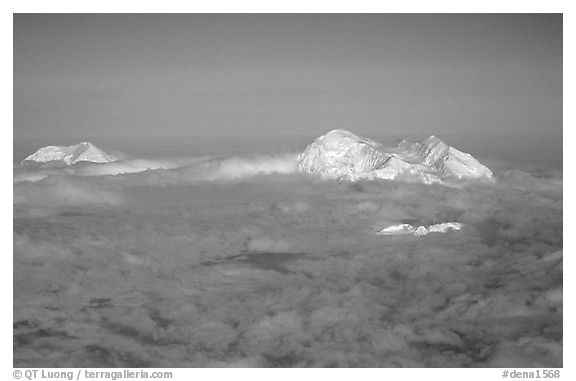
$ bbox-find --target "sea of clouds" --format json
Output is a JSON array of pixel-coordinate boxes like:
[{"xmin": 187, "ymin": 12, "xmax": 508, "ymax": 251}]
[{"xmin": 13, "ymin": 146, "xmax": 562, "ymax": 367}]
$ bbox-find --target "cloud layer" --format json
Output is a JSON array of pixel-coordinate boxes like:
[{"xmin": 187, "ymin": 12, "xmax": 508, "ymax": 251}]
[{"xmin": 13, "ymin": 153, "xmax": 562, "ymax": 367}]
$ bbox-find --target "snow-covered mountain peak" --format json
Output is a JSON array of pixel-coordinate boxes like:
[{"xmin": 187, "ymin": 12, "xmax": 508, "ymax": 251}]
[
  {"xmin": 321, "ymin": 129, "xmax": 357, "ymax": 140},
  {"xmin": 377, "ymin": 222, "xmax": 463, "ymax": 236},
  {"xmin": 297, "ymin": 129, "xmax": 494, "ymax": 183},
  {"xmin": 297, "ymin": 129, "xmax": 388, "ymax": 181},
  {"xmin": 321, "ymin": 129, "xmax": 376, "ymax": 143},
  {"xmin": 21, "ymin": 142, "xmax": 120, "ymax": 166}
]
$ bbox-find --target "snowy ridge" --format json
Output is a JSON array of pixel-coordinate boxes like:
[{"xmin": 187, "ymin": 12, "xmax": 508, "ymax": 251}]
[
  {"xmin": 21, "ymin": 142, "xmax": 119, "ymax": 166},
  {"xmin": 297, "ymin": 129, "xmax": 494, "ymax": 183},
  {"xmin": 398, "ymin": 136, "xmax": 494, "ymax": 179},
  {"xmin": 377, "ymin": 222, "xmax": 463, "ymax": 236}
]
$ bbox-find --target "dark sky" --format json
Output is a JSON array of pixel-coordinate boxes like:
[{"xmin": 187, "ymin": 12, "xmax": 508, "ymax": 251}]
[{"xmin": 14, "ymin": 14, "xmax": 562, "ymax": 139}]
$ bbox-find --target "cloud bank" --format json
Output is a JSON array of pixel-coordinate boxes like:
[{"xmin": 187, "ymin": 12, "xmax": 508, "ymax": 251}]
[{"xmin": 13, "ymin": 151, "xmax": 562, "ymax": 367}]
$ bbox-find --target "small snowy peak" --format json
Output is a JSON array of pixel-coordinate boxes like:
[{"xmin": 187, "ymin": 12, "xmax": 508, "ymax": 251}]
[
  {"xmin": 377, "ymin": 222, "xmax": 463, "ymax": 236},
  {"xmin": 376, "ymin": 223, "xmax": 416, "ymax": 236},
  {"xmin": 21, "ymin": 142, "xmax": 120, "ymax": 166},
  {"xmin": 297, "ymin": 129, "xmax": 494, "ymax": 183},
  {"xmin": 427, "ymin": 222, "xmax": 463, "ymax": 233}
]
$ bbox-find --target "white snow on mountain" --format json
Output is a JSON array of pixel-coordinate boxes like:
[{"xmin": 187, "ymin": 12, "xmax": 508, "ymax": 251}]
[
  {"xmin": 377, "ymin": 222, "xmax": 463, "ymax": 236},
  {"xmin": 375, "ymin": 223, "xmax": 416, "ymax": 235},
  {"xmin": 297, "ymin": 129, "xmax": 494, "ymax": 183},
  {"xmin": 21, "ymin": 142, "xmax": 120, "ymax": 166}
]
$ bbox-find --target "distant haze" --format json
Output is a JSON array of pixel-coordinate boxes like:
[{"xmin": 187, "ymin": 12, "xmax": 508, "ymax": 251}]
[{"xmin": 14, "ymin": 14, "xmax": 561, "ymax": 142}]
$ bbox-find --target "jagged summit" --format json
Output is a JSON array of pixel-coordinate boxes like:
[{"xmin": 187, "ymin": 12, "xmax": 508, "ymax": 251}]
[
  {"xmin": 297, "ymin": 129, "xmax": 493, "ymax": 183},
  {"xmin": 397, "ymin": 134, "xmax": 494, "ymax": 179},
  {"xmin": 21, "ymin": 141, "xmax": 120, "ymax": 166}
]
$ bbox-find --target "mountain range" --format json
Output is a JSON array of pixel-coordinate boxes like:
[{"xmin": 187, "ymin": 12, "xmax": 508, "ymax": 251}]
[
  {"xmin": 21, "ymin": 142, "xmax": 119, "ymax": 166},
  {"xmin": 20, "ymin": 131, "xmax": 494, "ymax": 185},
  {"xmin": 297, "ymin": 129, "xmax": 493, "ymax": 183}
]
